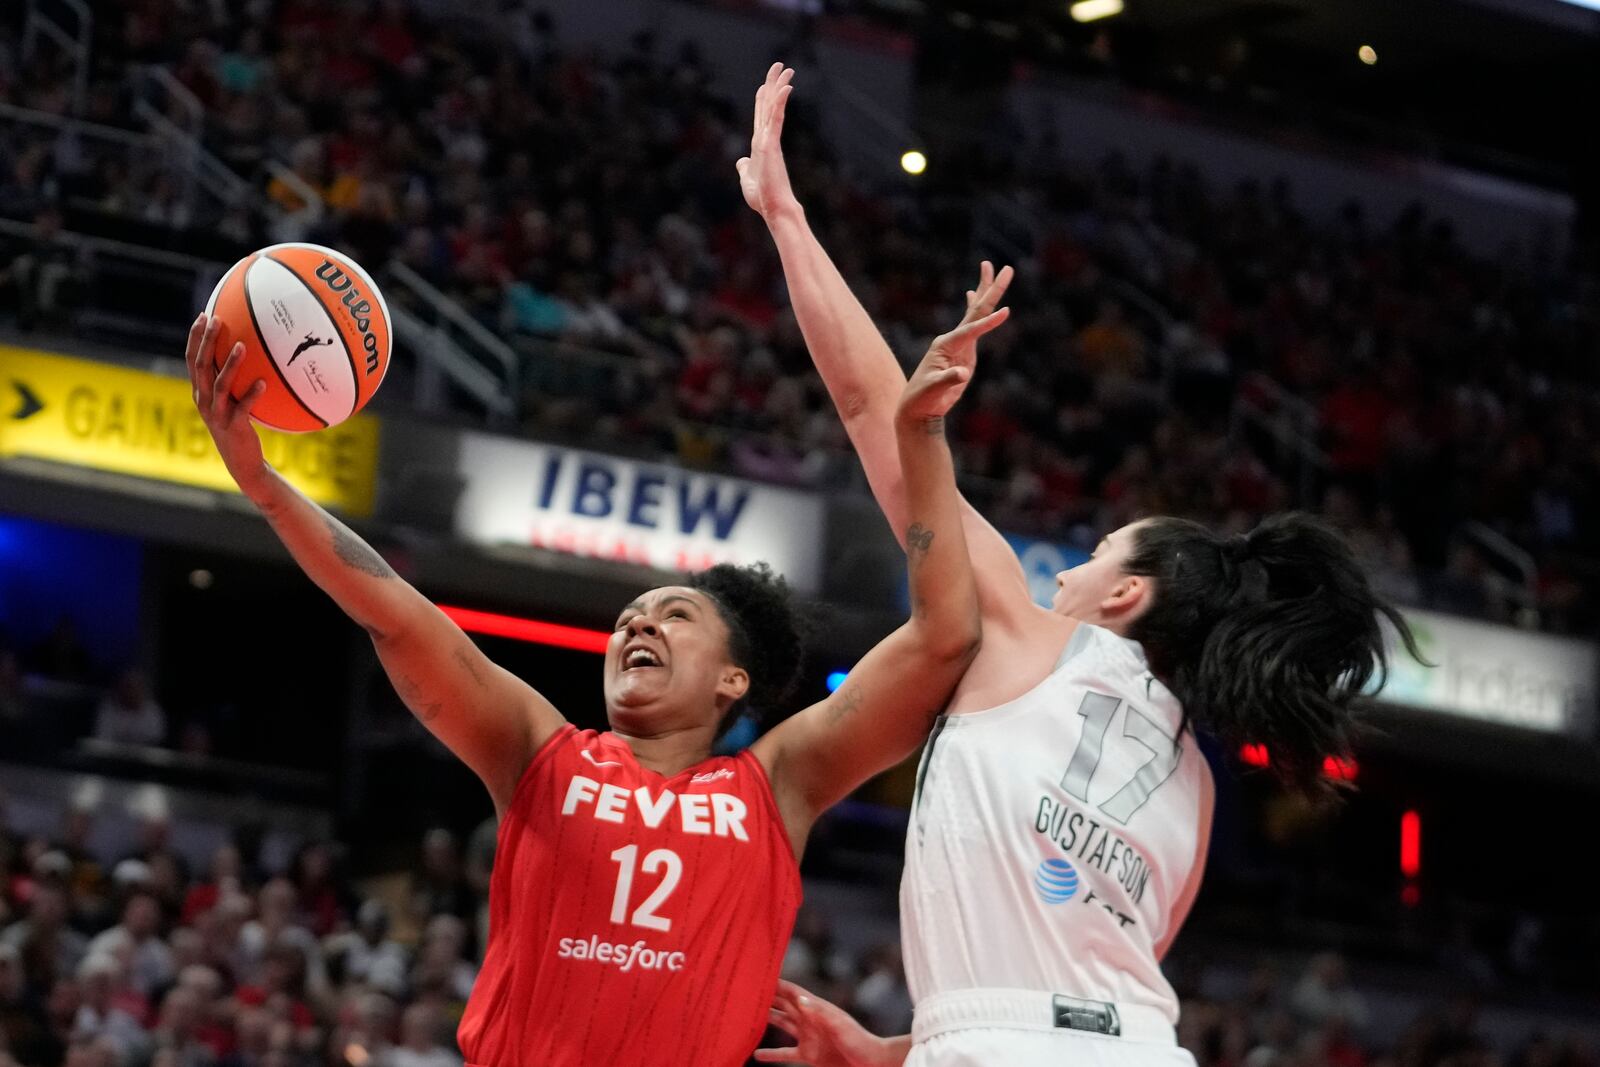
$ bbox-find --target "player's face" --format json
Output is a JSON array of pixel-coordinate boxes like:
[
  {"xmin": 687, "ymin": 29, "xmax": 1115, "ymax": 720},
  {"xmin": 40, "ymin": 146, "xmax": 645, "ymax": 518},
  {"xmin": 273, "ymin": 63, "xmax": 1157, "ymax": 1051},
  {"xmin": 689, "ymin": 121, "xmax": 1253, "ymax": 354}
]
[
  {"xmin": 604, "ymin": 587, "xmax": 749, "ymax": 732},
  {"xmin": 1051, "ymin": 521, "xmax": 1151, "ymax": 626}
]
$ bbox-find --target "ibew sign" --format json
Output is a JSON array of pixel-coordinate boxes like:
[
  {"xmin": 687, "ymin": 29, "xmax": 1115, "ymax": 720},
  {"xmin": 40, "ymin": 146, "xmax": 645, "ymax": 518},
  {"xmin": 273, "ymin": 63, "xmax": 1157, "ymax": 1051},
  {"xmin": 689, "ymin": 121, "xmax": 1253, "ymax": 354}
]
[{"xmin": 455, "ymin": 433, "xmax": 823, "ymax": 592}]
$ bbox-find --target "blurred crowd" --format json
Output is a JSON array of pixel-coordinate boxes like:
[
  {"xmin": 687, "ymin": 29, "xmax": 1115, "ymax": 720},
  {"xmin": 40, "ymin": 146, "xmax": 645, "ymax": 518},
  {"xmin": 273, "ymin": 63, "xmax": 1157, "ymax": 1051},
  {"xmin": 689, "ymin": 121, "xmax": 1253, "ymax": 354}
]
[
  {"xmin": 4, "ymin": 786, "xmax": 1596, "ymax": 1067},
  {"xmin": 2, "ymin": 1, "xmax": 1597, "ymax": 631},
  {"xmin": 0, "ymin": 787, "xmax": 497, "ymax": 1067}
]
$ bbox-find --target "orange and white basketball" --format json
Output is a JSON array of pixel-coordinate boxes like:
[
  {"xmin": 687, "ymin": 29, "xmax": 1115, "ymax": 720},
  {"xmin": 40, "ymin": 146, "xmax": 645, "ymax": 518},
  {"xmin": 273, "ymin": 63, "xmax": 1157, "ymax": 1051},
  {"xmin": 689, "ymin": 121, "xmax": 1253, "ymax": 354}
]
[{"xmin": 204, "ymin": 242, "xmax": 392, "ymax": 432}]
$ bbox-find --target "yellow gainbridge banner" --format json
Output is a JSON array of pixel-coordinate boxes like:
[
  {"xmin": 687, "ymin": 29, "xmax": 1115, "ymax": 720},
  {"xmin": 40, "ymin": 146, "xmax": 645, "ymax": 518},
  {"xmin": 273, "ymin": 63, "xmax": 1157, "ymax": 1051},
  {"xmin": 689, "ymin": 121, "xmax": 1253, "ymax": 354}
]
[{"xmin": 0, "ymin": 345, "xmax": 380, "ymax": 516}]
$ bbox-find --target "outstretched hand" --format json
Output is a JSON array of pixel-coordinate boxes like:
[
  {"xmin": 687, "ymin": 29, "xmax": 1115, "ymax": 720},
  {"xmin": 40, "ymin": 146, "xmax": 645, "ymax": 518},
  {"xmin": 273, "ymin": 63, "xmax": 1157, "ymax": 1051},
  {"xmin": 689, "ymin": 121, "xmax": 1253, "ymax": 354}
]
[
  {"xmin": 897, "ymin": 261, "xmax": 1014, "ymax": 426},
  {"xmin": 756, "ymin": 981, "xmax": 899, "ymax": 1067},
  {"xmin": 738, "ymin": 63, "xmax": 801, "ymax": 222},
  {"xmin": 186, "ymin": 313, "xmax": 271, "ymax": 497}
]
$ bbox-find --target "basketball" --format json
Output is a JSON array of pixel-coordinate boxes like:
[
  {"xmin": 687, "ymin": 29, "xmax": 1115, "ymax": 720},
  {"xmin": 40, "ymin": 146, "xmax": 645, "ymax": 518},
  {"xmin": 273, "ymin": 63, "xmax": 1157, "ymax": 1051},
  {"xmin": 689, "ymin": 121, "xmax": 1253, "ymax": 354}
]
[{"xmin": 203, "ymin": 242, "xmax": 392, "ymax": 432}]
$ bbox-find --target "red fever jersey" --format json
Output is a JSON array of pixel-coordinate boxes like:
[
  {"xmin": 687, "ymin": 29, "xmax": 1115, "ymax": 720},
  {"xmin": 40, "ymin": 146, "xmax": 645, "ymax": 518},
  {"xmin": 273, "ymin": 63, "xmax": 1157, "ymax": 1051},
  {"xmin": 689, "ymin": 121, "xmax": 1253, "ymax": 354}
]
[{"xmin": 458, "ymin": 725, "xmax": 802, "ymax": 1067}]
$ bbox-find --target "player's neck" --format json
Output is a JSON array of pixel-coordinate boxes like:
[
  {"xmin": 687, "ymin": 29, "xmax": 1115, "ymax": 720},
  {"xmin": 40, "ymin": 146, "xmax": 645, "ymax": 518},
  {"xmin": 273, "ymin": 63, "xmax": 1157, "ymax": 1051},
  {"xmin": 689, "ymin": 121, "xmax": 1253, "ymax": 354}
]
[{"xmin": 611, "ymin": 725, "xmax": 717, "ymax": 776}]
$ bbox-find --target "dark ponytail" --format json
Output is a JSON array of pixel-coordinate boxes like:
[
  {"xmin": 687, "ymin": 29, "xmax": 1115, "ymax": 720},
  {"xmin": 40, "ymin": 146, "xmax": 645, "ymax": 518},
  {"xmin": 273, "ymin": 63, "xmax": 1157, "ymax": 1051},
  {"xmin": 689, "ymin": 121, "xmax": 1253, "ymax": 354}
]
[{"xmin": 1123, "ymin": 513, "xmax": 1421, "ymax": 795}]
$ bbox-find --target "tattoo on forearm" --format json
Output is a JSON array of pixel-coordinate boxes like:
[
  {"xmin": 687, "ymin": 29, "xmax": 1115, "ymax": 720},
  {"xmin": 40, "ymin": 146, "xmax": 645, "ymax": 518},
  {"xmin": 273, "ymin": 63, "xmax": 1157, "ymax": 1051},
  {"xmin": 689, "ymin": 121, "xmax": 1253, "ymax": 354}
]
[
  {"xmin": 906, "ymin": 523, "xmax": 935, "ymax": 556},
  {"xmin": 454, "ymin": 646, "xmax": 488, "ymax": 689},
  {"xmin": 923, "ymin": 415, "xmax": 945, "ymax": 436},
  {"xmin": 325, "ymin": 515, "xmax": 395, "ymax": 578},
  {"xmin": 828, "ymin": 683, "xmax": 865, "ymax": 725},
  {"xmin": 393, "ymin": 675, "xmax": 443, "ymax": 724}
]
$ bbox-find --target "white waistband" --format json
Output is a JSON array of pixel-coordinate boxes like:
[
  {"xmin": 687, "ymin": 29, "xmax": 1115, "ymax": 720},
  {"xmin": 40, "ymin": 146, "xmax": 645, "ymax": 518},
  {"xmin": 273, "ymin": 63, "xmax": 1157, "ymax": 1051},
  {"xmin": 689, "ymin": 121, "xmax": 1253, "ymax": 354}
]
[{"xmin": 912, "ymin": 988, "xmax": 1177, "ymax": 1046}]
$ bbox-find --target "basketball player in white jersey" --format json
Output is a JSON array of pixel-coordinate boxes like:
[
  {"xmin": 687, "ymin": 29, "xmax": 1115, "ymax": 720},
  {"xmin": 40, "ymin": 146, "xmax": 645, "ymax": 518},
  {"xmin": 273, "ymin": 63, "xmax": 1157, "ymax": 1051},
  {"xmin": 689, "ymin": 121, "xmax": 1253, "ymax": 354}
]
[{"xmin": 738, "ymin": 66, "xmax": 1420, "ymax": 1067}]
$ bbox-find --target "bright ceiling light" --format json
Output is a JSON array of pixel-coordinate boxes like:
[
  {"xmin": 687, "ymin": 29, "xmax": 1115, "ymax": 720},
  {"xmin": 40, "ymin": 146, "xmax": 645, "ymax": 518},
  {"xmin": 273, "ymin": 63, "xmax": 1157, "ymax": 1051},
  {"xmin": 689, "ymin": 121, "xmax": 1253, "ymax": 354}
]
[
  {"xmin": 900, "ymin": 150, "xmax": 928, "ymax": 175},
  {"xmin": 1070, "ymin": 0, "xmax": 1124, "ymax": 23},
  {"xmin": 1358, "ymin": 44, "xmax": 1378, "ymax": 65}
]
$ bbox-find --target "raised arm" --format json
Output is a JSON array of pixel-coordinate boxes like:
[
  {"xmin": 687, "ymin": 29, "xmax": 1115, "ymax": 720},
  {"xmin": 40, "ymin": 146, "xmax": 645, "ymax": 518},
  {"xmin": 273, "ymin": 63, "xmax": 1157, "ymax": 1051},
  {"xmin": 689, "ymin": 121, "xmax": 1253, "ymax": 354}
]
[
  {"xmin": 752, "ymin": 306, "xmax": 1000, "ymax": 841},
  {"xmin": 185, "ymin": 315, "xmax": 562, "ymax": 813},
  {"xmin": 739, "ymin": 65, "xmax": 1038, "ymax": 634}
]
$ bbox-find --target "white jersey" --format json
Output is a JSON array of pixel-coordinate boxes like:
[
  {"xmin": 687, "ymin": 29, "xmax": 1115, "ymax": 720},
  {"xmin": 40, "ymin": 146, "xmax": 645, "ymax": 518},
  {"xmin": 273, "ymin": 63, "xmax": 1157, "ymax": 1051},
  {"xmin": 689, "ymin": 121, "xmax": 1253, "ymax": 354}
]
[{"xmin": 902, "ymin": 623, "xmax": 1214, "ymax": 1027}]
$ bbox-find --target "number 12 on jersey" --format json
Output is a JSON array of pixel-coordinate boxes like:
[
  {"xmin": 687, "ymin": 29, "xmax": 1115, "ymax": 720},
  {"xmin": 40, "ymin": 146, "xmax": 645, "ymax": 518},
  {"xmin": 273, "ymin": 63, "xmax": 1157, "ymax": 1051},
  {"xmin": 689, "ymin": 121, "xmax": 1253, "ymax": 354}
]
[{"xmin": 609, "ymin": 845, "xmax": 683, "ymax": 932}]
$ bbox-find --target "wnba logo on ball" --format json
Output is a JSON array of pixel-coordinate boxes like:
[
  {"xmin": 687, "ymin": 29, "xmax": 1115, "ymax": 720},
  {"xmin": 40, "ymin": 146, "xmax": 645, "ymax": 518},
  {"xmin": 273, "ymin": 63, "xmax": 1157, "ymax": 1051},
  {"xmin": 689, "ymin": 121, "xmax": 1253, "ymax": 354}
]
[{"xmin": 1033, "ymin": 858, "xmax": 1079, "ymax": 904}]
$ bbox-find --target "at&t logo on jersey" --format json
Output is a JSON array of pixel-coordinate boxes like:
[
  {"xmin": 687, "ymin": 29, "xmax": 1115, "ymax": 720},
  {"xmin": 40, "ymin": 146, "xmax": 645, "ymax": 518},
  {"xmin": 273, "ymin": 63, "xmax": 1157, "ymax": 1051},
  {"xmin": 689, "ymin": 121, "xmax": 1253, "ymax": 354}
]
[{"xmin": 1034, "ymin": 858, "xmax": 1080, "ymax": 904}]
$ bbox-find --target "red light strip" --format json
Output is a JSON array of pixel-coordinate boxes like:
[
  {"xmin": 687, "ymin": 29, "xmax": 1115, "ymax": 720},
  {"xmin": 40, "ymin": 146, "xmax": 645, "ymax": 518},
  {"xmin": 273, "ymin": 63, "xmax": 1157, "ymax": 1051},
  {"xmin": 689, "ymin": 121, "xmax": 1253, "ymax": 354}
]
[
  {"xmin": 1322, "ymin": 755, "xmax": 1359, "ymax": 781},
  {"xmin": 439, "ymin": 605, "xmax": 612, "ymax": 654},
  {"xmin": 1237, "ymin": 746, "xmax": 1359, "ymax": 781},
  {"xmin": 1400, "ymin": 809, "xmax": 1421, "ymax": 877}
]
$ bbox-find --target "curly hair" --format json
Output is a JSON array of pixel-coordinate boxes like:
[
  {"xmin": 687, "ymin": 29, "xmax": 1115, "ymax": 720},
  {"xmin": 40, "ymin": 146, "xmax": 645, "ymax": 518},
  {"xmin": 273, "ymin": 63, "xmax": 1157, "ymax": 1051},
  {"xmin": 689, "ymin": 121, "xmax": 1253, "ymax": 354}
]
[{"xmin": 687, "ymin": 562, "xmax": 807, "ymax": 736}]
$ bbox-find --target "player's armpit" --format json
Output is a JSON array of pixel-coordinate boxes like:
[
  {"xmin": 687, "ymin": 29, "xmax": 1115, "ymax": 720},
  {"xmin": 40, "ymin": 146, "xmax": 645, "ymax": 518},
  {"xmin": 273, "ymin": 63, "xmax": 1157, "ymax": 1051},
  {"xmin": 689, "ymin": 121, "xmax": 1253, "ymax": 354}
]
[
  {"xmin": 368, "ymin": 588, "xmax": 567, "ymax": 816},
  {"xmin": 753, "ymin": 622, "xmax": 971, "ymax": 840}
]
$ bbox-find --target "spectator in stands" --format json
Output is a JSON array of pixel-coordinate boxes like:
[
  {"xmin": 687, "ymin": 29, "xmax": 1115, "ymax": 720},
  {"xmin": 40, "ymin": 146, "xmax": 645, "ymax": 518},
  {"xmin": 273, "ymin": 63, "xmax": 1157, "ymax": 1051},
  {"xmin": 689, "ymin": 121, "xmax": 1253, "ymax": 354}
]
[
  {"xmin": 852, "ymin": 943, "xmax": 913, "ymax": 1037},
  {"xmin": 323, "ymin": 901, "xmax": 407, "ymax": 999},
  {"xmin": 1, "ymin": 880, "xmax": 87, "ymax": 989},
  {"xmin": 25, "ymin": 619, "xmax": 94, "ymax": 686},
  {"xmin": 84, "ymin": 891, "xmax": 174, "ymax": 999},
  {"xmin": 289, "ymin": 844, "xmax": 350, "ymax": 940},
  {"xmin": 72, "ymin": 952, "xmax": 153, "ymax": 1064},
  {"xmin": 379, "ymin": 1003, "xmax": 459, "ymax": 1067},
  {"xmin": 235, "ymin": 881, "xmax": 320, "ymax": 994},
  {"xmin": 0, "ymin": 204, "xmax": 79, "ymax": 332},
  {"xmin": 405, "ymin": 831, "xmax": 472, "ymax": 931},
  {"xmin": 0, "ymin": 652, "xmax": 26, "ymax": 751},
  {"xmin": 0, "ymin": 942, "xmax": 55, "ymax": 1067},
  {"xmin": 92, "ymin": 671, "xmax": 166, "ymax": 749},
  {"xmin": 181, "ymin": 847, "xmax": 244, "ymax": 927},
  {"xmin": 410, "ymin": 917, "xmax": 475, "ymax": 1004},
  {"xmin": 1292, "ymin": 953, "xmax": 1370, "ymax": 1031}
]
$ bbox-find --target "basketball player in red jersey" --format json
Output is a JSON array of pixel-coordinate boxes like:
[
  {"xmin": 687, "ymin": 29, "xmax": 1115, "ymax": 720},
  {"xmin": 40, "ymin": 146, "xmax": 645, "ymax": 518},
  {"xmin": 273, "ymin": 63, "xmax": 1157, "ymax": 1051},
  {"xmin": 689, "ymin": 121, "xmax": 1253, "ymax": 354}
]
[{"xmin": 184, "ymin": 293, "xmax": 1006, "ymax": 1067}]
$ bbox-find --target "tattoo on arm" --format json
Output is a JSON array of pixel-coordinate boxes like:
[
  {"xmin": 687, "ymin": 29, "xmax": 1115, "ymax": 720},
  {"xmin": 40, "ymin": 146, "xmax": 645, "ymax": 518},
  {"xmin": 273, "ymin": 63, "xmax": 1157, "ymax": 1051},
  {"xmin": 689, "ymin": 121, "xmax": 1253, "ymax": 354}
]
[
  {"xmin": 324, "ymin": 515, "xmax": 395, "ymax": 579},
  {"xmin": 828, "ymin": 683, "xmax": 865, "ymax": 725},
  {"xmin": 923, "ymin": 415, "xmax": 945, "ymax": 436},
  {"xmin": 906, "ymin": 523, "xmax": 935, "ymax": 557},
  {"xmin": 453, "ymin": 645, "xmax": 489, "ymax": 689},
  {"xmin": 392, "ymin": 675, "xmax": 443, "ymax": 723}
]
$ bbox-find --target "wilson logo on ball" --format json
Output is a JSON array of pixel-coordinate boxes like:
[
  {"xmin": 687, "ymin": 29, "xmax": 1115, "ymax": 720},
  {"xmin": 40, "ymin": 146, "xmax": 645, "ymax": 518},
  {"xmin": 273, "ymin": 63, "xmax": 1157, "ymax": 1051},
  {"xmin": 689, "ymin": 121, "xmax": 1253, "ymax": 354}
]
[{"xmin": 313, "ymin": 260, "xmax": 382, "ymax": 374}]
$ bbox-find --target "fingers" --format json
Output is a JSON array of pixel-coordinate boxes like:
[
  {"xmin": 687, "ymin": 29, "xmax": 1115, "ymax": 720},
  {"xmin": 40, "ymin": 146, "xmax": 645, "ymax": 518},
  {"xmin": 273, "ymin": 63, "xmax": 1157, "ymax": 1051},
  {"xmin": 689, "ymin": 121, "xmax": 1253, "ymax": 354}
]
[
  {"xmin": 212, "ymin": 342, "xmax": 246, "ymax": 418},
  {"xmin": 754, "ymin": 64, "xmax": 792, "ymax": 137},
  {"xmin": 776, "ymin": 980, "xmax": 817, "ymax": 1000},
  {"xmin": 193, "ymin": 317, "xmax": 222, "ymax": 409},
  {"xmin": 969, "ymin": 262, "xmax": 1012, "ymax": 313},
  {"xmin": 771, "ymin": 83, "xmax": 792, "ymax": 139},
  {"xmin": 935, "ymin": 366, "xmax": 972, "ymax": 387},
  {"xmin": 752, "ymin": 1050, "xmax": 804, "ymax": 1064},
  {"xmin": 231, "ymin": 379, "xmax": 267, "ymax": 427},
  {"xmin": 984, "ymin": 263, "xmax": 1015, "ymax": 308},
  {"xmin": 955, "ymin": 306, "xmax": 1010, "ymax": 340},
  {"xmin": 184, "ymin": 314, "xmax": 207, "ymax": 379}
]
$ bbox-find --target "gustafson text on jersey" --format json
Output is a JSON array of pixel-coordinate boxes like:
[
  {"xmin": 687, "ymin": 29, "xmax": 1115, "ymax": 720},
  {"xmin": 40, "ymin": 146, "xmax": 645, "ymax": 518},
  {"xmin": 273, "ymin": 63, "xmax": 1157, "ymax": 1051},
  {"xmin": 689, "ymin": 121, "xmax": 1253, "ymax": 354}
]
[{"xmin": 1034, "ymin": 794, "xmax": 1154, "ymax": 906}]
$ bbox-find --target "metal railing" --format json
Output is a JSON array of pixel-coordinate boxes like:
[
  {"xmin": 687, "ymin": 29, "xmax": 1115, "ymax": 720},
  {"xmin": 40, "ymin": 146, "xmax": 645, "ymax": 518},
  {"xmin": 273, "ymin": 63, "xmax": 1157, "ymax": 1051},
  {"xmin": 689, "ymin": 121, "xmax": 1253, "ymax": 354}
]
[
  {"xmin": 127, "ymin": 66, "xmax": 257, "ymax": 219},
  {"xmin": 22, "ymin": 0, "xmax": 92, "ymax": 113},
  {"xmin": 383, "ymin": 262, "xmax": 521, "ymax": 424},
  {"xmin": 261, "ymin": 159, "xmax": 324, "ymax": 242}
]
